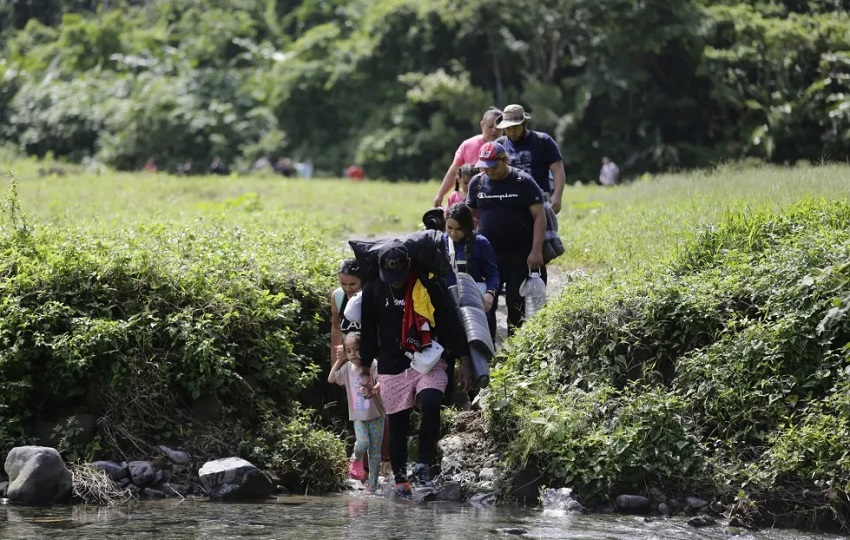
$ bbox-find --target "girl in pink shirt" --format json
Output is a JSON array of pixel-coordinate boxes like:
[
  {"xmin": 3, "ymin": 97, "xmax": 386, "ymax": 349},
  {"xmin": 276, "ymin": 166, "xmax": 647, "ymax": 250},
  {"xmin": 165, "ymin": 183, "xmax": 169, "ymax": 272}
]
[{"xmin": 446, "ymin": 164, "xmax": 476, "ymax": 210}]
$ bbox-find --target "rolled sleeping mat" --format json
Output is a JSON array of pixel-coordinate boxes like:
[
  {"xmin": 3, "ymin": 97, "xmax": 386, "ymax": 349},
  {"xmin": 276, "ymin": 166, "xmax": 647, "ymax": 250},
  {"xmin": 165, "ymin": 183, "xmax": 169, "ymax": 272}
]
[
  {"xmin": 469, "ymin": 344, "xmax": 490, "ymax": 389},
  {"xmin": 460, "ymin": 305, "xmax": 496, "ymax": 357},
  {"xmin": 455, "ymin": 272, "xmax": 485, "ymax": 311}
]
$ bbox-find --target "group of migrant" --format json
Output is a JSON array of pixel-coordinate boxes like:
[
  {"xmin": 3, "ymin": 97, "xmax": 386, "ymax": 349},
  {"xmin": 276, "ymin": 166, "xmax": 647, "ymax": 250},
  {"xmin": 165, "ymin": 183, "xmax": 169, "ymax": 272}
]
[{"xmin": 344, "ymin": 229, "xmax": 492, "ymax": 391}]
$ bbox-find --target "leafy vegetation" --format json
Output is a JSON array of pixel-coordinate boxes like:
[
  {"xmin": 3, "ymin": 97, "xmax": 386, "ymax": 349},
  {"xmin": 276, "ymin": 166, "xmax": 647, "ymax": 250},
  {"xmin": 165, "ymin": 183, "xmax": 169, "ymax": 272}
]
[
  {"xmin": 0, "ymin": 161, "xmax": 849, "ymax": 513},
  {"xmin": 0, "ymin": 171, "xmax": 346, "ymax": 490},
  {"xmin": 488, "ymin": 197, "xmax": 850, "ymax": 528},
  {"xmin": 1, "ymin": 0, "xmax": 849, "ymax": 179}
]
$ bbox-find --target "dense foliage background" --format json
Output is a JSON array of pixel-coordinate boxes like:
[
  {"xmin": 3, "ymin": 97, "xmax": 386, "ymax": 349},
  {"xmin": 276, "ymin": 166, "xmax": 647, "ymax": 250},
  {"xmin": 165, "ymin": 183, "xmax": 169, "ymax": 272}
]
[{"xmin": 2, "ymin": 0, "xmax": 850, "ymax": 180}]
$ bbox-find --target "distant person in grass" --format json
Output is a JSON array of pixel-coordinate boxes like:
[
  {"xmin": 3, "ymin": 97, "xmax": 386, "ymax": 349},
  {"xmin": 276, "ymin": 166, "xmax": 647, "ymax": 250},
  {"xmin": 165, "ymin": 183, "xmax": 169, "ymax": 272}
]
[
  {"xmin": 433, "ymin": 107, "xmax": 503, "ymax": 207},
  {"xmin": 495, "ymin": 104, "xmax": 566, "ymax": 214},
  {"xmin": 345, "ymin": 162, "xmax": 366, "ymax": 181},
  {"xmin": 599, "ymin": 156, "xmax": 620, "ymax": 186},
  {"xmin": 209, "ymin": 156, "xmax": 228, "ymax": 176},
  {"xmin": 467, "ymin": 141, "xmax": 546, "ymax": 335}
]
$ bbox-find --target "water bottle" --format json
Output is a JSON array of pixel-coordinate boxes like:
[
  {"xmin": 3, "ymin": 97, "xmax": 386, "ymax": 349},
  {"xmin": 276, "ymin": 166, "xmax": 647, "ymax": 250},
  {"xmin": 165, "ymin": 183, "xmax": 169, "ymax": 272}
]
[{"xmin": 519, "ymin": 269, "xmax": 547, "ymax": 319}]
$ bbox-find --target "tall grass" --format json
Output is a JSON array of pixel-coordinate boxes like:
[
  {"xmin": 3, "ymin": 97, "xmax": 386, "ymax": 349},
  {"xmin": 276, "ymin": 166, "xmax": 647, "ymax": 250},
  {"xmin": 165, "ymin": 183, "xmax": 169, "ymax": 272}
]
[
  {"xmin": 8, "ymin": 162, "xmax": 848, "ymax": 273},
  {"xmin": 562, "ymin": 163, "xmax": 850, "ymax": 272}
]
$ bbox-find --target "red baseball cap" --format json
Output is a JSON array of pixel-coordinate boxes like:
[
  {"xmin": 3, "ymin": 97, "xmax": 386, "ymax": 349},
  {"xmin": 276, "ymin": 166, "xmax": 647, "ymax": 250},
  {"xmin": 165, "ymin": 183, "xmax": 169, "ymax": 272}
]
[{"xmin": 475, "ymin": 141, "xmax": 507, "ymax": 168}]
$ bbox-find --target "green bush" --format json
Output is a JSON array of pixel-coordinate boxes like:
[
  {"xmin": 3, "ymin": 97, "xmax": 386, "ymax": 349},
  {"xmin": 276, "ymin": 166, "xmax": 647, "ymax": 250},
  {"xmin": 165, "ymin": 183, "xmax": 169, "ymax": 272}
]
[
  {"xmin": 489, "ymin": 199, "xmax": 850, "ymax": 523},
  {"xmin": 0, "ymin": 176, "xmax": 341, "ymax": 483},
  {"xmin": 250, "ymin": 404, "xmax": 347, "ymax": 493}
]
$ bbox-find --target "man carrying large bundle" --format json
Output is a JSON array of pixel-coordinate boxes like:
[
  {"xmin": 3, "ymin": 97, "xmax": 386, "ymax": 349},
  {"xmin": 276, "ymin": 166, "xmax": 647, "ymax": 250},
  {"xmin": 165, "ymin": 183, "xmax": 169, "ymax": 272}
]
[{"xmin": 359, "ymin": 239, "xmax": 471, "ymax": 496}]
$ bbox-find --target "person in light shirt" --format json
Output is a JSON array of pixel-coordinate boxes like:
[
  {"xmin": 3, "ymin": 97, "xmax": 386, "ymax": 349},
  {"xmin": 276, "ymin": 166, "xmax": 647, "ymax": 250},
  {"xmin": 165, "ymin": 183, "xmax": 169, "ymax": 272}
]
[{"xmin": 433, "ymin": 107, "xmax": 502, "ymax": 207}]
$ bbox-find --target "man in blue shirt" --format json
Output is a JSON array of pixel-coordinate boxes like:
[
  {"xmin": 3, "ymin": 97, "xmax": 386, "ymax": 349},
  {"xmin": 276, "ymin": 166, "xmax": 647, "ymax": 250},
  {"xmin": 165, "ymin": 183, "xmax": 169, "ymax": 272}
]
[
  {"xmin": 495, "ymin": 104, "xmax": 566, "ymax": 214},
  {"xmin": 467, "ymin": 141, "xmax": 547, "ymax": 334}
]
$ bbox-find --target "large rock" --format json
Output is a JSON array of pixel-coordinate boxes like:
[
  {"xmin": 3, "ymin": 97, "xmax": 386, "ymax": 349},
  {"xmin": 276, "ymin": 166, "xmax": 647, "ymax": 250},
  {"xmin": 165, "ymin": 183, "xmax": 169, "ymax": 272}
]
[
  {"xmin": 198, "ymin": 458, "xmax": 273, "ymax": 501},
  {"xmin": 92, "ymin": 461, "xmax": 128, "ymax": 482},
  {"xmin": 615, "ymin": 494, "xmax": 652, "ymax": 513},
  {"xmin": 5, "ymin": 446, "xmax": 72, "ymax": 505},
  {"xmin": 128, "ymin": 461, "xmax": 155, "ymax": 487},
  {"xmin": 159, "ymin": 445, "xmax": 190, "ymax": 465}
]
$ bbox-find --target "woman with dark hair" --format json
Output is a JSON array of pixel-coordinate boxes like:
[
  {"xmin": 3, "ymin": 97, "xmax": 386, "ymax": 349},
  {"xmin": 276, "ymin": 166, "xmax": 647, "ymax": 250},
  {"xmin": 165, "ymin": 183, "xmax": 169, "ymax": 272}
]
[
  {"xmin": 330, "ymin": 258, "xmax": 362, "ymax": 365},
  {"xmin": 444, "ymin": 203, "xmax": 500, "ymax": 341},
  {"xmin": 330, "ymin": 258, "xmax": 392, "ymax": 478}
]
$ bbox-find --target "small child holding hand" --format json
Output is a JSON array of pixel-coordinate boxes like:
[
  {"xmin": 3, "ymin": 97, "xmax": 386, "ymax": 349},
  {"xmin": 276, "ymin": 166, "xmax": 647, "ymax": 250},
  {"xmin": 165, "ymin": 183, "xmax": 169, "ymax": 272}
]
[{"xmin": 328, "ymin": 332, "xmax": 385, "ymax": 491}]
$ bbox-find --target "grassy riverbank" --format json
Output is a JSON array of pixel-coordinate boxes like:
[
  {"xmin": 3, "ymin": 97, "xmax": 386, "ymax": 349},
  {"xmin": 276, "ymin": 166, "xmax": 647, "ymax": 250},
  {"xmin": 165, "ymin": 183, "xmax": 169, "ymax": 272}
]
[
  {"xmin": 488, "ymin": 168, "xmax": 850, "ymax": 530},
  {"xmin": 1, "ymin": 162, "xmax": 849, "ymax": 517}
]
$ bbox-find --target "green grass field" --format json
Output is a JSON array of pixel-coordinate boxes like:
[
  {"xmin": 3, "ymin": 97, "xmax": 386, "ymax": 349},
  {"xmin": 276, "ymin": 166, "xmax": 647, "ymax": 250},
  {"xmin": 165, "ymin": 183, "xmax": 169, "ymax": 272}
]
[{"xmin": 7, "ymin": 161, "xmax": 849, "ymax": 274}]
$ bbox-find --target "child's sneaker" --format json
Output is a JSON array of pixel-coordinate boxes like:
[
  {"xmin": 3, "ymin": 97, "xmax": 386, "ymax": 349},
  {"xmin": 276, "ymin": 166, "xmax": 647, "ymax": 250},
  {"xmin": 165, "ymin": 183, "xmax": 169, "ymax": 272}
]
[
  {"xmin": 394, "ymin": 481, "xmax": 412, "ymax": 498},
  {"xmin": 348, "ymin": 459, "xmax": 366, "ymax": 481}
]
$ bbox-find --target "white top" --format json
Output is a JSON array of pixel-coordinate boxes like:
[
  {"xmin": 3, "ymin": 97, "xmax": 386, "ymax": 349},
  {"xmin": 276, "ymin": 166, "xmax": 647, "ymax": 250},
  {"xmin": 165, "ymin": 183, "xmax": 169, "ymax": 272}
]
[{"xmin": 329, "ymin": 361, "xmax": 385, "ymax": 421}]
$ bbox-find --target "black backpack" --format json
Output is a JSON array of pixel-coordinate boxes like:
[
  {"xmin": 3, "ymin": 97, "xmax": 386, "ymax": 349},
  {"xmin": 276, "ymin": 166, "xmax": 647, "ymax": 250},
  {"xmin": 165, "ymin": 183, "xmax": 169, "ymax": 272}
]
[{"xmin": 348, "ymin": 229, "xmax": 451, "ymax": 283}]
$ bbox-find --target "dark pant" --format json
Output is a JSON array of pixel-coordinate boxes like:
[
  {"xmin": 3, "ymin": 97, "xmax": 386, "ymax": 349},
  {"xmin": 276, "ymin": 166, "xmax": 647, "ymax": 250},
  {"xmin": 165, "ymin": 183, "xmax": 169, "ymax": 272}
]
[
  {"xmin": 494, "ymin": 252, "xmax": 547, "ymax": 335},
  {"xmin": 388, "ymin": 388, "xmax": 443, "ymax": 483},
  {"xmin": 486, "ymin": 306, "xmax": 497, "ymax": 343}
]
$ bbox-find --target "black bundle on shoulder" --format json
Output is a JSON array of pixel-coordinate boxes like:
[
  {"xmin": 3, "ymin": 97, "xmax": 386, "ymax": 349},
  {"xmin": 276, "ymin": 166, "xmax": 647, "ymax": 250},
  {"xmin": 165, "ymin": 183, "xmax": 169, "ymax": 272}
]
[{"xmin": 348, "ymin": 229, "xmax": 451, "ymax": 283}]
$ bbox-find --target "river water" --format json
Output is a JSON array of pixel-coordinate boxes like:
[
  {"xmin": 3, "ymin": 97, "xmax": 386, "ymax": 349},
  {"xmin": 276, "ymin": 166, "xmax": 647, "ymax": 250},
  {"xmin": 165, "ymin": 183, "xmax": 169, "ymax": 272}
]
[{"xmin": 0, "ymin": 494, "xmax": 844, "ymax": 540}]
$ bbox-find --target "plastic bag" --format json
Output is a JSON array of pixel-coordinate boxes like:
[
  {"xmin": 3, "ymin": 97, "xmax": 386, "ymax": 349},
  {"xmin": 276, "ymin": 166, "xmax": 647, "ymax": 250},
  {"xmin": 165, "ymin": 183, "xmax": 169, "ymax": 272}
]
[
  {"xmin": 343, "ymin": 290, "xmax": 363, "ymax": 325},
  {"xmin": 543, "ymin": 202, "xmax": 565, "ymax": 263},
  {"xmin": 409, "ymin": 340, "xmax": 445, "ymax": 374}
]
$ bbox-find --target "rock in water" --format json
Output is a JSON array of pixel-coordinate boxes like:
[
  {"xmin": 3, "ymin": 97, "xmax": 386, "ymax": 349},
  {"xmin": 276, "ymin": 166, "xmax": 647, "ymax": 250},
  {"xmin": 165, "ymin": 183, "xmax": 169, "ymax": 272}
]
[
  {"xmin": 5, "ymin": 446, "xmax": 72, "ymax": 505},
  {"xmin": 92, "ymin": 461, "xmax": 128, "ymax": 482},
  {"xmin": 128, "ymin": 461, "xmax": 155, "ymax": 487},
  {"xmin": 615, "ymin": 494, "xmax": 651, "ymax": 513},
  {"xmin": 198, "ymin": 457, "xmax": 273, "ymax": 501}
]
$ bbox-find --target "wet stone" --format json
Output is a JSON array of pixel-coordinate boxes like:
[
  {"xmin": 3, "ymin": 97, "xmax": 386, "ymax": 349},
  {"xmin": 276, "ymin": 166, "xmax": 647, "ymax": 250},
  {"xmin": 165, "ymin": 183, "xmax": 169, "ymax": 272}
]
[
  {"xmin": 433, "ymin": 481, "xmax": 462, "ymax": 502},
  {"xmin": 478, "ymin": 467, "xmax": 496, "ymax": 481},
  {"xmin": 687, "ymin": 496, "xmax": 709, "ymax": 509},
  {"xmin": 468, "ymin": 492, "xmax": 495, "ymax": 506},
  {"xmin": 615, "ymin": 494, "xmax": 651, "ymax": 513},
  {"xmin": 495, "ymin": 527, "xmax": 528, "ymax": 535},
  {"xmin": 142, "ymin": 488, "xmax": 167, "ymax": 500},
  {"xmin": 688, "ymin": 515, "xmax": 717, "ymax": 528},
  {"xmin": 92, "ymin": 461, "xmax": 128, "ymax": 482}
]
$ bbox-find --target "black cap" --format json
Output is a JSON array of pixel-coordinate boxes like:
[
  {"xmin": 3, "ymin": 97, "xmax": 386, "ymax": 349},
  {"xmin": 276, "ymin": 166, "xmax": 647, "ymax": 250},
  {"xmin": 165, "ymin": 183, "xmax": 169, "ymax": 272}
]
[{"xmin": 378, "ymin": 240, "xmax": 410, "ymax": 283}]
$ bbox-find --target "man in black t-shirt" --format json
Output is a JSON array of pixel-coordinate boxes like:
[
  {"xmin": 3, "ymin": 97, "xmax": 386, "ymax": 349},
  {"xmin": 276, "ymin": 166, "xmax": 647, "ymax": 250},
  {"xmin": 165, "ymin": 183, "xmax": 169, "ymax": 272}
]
[{"xmin": 467, "ymin": 141, "xmax": 547, "ymax": 333}]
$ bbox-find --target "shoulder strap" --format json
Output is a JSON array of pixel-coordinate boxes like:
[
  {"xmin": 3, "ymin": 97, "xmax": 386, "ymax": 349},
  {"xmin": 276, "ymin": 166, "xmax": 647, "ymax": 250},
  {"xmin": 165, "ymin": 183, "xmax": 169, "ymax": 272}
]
[
  {"xmin": 333, "ymin": 288, "xmax": 345, "ymax": 312},
  {"xmin": 446, "ymin": 235, "xmax": 457, "ymax": 273}
]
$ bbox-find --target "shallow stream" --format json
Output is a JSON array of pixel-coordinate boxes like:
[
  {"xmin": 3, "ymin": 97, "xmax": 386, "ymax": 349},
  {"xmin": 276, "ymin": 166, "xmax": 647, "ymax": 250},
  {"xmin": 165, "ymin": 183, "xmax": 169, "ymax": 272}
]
[{"xmin": 0, "ymin": 494, "xmax": 844, "ymax": 540}]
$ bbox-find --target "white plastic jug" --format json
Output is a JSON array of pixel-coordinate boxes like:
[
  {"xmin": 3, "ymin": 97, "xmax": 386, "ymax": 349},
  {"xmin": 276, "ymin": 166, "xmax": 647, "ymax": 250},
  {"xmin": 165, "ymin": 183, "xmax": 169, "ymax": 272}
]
[{"xmin": 519, "ymin": 270, "xmax": 547, "ymax": 319}]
